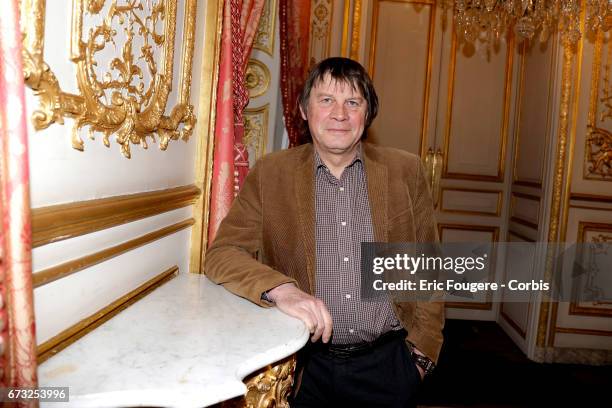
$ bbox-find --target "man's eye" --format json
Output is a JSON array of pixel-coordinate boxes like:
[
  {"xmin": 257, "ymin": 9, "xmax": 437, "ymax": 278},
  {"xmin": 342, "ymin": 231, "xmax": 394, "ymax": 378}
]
[
  {"xmin": 347, "ymin": 100, "xmax": 361, "ymax": 107},
  {"xmin": 320, "ymin": 98, "xmax": 332, "ymax": 103}
]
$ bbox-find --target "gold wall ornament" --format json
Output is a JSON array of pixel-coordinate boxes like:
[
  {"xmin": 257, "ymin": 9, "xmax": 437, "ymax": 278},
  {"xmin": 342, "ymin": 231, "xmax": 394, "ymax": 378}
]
[
  {"xmin": 586, "ymin": 127, "xmax": 612, "ymax": 177},
  {"xmin": 585, "ymin": 30, "xmax": 612, "ymax": 178},
  {"xmin": 245, "ymin": 60, "xmax": 271, "ymax": 98},
  {"xmin": 309, "ymin": 0, "xmax": 333, "ymax": 62},
  {"xmin": 244, "ymin": 356, "xmax": 296, "ymax": 408},
  {"xmin": 21, "ymin": 0, "xmax": 198, "ymax": 158},
  {"xmin": 253, "ymin": 0, "xmax": 277, "ymax": 56},
  {"xmin": 244, "ymin": 104, "xmax": 269, "ymax": 165},
  {"xmin": 313, "ymin": 2, "xmax": 330, "ymax": 40}
]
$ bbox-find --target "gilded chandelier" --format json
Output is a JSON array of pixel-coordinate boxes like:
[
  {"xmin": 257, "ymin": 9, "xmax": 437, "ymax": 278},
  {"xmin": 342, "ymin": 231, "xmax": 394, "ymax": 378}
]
[{"xmin": 448, "ymin": 0, "xmax": 612, "ymax": 43}]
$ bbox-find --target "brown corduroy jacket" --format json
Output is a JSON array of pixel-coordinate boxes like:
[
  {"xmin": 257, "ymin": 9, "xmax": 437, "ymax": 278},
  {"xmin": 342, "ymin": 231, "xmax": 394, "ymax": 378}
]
[{"xmin": 205, "ymin": 142, "xmax": 445, "ymax": 363}]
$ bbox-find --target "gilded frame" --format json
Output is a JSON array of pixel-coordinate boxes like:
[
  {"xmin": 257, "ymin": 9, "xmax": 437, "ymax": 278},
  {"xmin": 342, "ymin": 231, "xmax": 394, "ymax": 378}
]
[{"xmin": 20, "ymin": 0, "xmax": 197, "ymax": 158}]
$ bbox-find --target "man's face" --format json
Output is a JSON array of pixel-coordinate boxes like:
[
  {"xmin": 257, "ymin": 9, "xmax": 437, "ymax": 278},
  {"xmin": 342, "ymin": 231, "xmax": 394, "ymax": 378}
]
[{"xmin": 300, "ymin": 74, "xmax": 367, "ymax": 157}]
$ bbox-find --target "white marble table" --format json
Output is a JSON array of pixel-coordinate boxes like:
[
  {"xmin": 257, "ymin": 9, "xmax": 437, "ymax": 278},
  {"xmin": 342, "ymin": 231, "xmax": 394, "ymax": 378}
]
[{"xmin": 38, "ymin": 272, "xmax": 309, "ymax": 407}]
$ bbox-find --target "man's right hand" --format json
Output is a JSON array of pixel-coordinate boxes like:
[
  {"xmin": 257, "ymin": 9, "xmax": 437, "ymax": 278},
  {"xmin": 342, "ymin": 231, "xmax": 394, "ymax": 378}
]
[{"xmin": 267, "ymin": 283, "xmax": 333, "ymax": 343}]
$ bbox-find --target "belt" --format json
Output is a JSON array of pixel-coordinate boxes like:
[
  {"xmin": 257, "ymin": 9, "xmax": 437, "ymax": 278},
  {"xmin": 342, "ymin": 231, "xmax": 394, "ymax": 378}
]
[{"xmin": 319, "ymin": 329, "xmax": 407, "ymax": 359}]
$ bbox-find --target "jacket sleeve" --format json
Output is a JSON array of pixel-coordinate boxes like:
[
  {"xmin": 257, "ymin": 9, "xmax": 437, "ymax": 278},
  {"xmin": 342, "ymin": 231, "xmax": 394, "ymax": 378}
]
[
  {"xmin": 204, "ymin": 160, "xmax": 298, "ymax": 307},
  {"xmin": 405, "ymin": 158, "xmax": 445, "ymax": 364}
]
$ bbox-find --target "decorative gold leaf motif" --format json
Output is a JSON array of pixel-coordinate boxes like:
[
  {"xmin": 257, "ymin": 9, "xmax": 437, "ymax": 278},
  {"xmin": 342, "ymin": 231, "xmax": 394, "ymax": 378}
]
[
  {"xmin": 245, "ymin": 59, "xmax": 271, "ymax": 98},
  {"xmin": 313, "ymin": 4, "xmax": 329, "ymax": 40},
  {"xmin": 586, "ymin": 127, "xmax": 612, "ymax": 177},
  {"xmin": 253, "ymin": 0, "xmax": 277, "ymax": 56},
  {"xmin": 244, "ymin": 104, "xmax": 269, "ymax": 166},
  {"xmin": 585, "ymin": 31, "xmax": 612, "ymax": 178},
  {"xmin": 20, "ymin": 0, "xmax": 197, "ymax": 158},
  {"xmin": 309, "ymin": 0, "xmax": 332, "ymax": 61}
]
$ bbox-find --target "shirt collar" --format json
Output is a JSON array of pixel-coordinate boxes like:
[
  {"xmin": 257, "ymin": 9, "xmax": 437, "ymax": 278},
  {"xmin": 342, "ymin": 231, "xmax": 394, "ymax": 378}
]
[{"xmin": 314, "ymin": 144, "xmax": 363, "ymax": 172}]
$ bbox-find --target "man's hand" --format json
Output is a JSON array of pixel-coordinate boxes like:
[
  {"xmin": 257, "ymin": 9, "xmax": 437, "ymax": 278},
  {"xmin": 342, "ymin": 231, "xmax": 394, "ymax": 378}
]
[{"xmin": 267, "ymin": 283, "xmax": 333, "ymax": 343}]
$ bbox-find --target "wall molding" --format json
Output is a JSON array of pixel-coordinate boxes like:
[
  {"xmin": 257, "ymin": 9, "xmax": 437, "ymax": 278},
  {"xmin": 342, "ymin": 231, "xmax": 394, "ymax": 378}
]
[
  {"xmin": 555, "ymin": 327, "xmax": 612, "ymax": 337},
  {"xmin": 33, "ymin": 219, "xmax": 194, "ymax": 288},
  {"xmin": 37, "ymin": 266, "xmax": 179, "ymax": 363},
  {"xmin": 569, "ymin": 192, "xmax": 612, "ymax": 202},
  {"xmin": 32, "ymin": 185, "xmax": 200, "ymax": 247},
  {"xmin": 500, "ymin": 308, "xmax": 527, "ymax": 339}
]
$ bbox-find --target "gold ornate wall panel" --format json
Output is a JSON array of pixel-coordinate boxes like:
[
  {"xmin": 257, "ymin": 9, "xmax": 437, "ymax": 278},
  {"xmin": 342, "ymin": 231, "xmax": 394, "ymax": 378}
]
[
  {"xmin": 309, "ymin": 0, "xmax": 334, "ymax": 63},
  {"xmin": 569, "ymin": 222, "xmax": 612, "ymax": 317},
  {"xmin": 253, "ymin": 0, "xmax": 277, "ymax": 56},
  {"xmin": 21, "ymin": 0, "xmax": 197, "ymax": 158},
  {"xmin": 244, "ymin": 104, "xmax": 269, "ymax": 167},
  {"xmin": 246, "ymin": 59, "xmax": 271, "ymax": 98},
  {"xmin": 584, "ymin": 31, "xmax": 612, "ymax": 179}
]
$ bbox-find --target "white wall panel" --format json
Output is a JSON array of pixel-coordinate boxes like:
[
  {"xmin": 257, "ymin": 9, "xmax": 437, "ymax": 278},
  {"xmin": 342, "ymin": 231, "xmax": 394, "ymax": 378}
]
[
  {"xmin": 32, "ymin": 207, "xmax": 192, "ymax": 272},
  {"xmin": 34, "ymin": 228, "xmax": 192, "ymax": 344}
]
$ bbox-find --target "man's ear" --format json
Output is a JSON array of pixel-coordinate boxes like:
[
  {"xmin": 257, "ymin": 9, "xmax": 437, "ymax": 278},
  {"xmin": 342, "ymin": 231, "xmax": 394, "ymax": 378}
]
[{"xmin": 299, "ymin": 104, "xmax": 307, "ymax": 121}]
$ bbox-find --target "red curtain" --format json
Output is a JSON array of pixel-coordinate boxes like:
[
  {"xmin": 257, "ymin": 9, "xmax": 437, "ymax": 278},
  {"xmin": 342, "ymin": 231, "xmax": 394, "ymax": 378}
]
[
  {"xmin": 208, "ymin": 0, "xmax": 265, "ymax": 243},
  {"xmin": 279, "ymin": 0, "xmax": 311, "ymax": 147},
  {"xmin": 0, "ymin": 0, "xmax": 38, "ymax": 393}
]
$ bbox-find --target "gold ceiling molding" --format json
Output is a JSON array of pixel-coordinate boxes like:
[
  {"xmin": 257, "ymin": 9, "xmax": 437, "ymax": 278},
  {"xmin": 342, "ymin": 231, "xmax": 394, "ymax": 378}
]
[
  {"xmin": 32, "ymin": 184, "xmax": 200, "ymax": 247},
  {"xmin": 585, "ymin": 30, "xmax": 612, "ymax": 179},
  {"xmin": 244, "ymin": 104, "xmax": 269, "ymax": 162},
  {"xmin": 21, "ymin": 0, "xmax": 198, "ymax": 158},
  {"xmin": 37, "ymin": 265, "xmax": 178, "ymax": 363},
  {"xmin": 33, "ymin": 219, "xmax": 194, "ymax": 288},
  {"xmin": 245, "ymin": 59, "xmax": 271, "ymax": 98},
  {"xmin": 253, "ymin": 0, "xmax": 277, "ymax": 56}
]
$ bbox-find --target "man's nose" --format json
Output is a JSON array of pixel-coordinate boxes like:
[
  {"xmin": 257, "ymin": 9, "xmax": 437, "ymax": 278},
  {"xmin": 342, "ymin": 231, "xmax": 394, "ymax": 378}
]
[{"xmin": 330, "ymin": 103, "xmax": 348, "ymax": 120}]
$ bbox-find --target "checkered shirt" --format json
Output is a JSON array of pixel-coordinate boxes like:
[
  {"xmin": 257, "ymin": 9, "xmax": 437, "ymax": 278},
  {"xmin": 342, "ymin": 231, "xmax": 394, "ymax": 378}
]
[{"xmin": 314, "ymin": 146, "xmax": 401, "ymax": 344}]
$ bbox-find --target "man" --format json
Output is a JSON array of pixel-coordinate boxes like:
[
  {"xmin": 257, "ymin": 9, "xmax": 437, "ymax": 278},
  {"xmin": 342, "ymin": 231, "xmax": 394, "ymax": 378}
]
[{"xmin": 205, "ymin": 57, "xmax": 444, "ymax": 407}]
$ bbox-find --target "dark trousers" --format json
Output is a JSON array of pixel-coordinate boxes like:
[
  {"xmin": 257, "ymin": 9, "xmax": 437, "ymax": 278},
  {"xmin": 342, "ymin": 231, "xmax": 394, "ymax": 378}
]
[{"xmin": 290, "ymin": 335, "xmax": 422, "ymax": 408}]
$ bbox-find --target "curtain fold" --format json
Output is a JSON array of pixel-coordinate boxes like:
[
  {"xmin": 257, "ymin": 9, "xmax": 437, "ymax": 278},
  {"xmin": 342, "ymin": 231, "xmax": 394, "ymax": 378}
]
[
  {"xmin": 208, "ymin": 0, "xmax": 265, "ymax": 243},
  {"xmin": 279, "ymin": 0, "xmax": 311, "ymax": 148},
  {"xmin": 0, "ymin": 0, "xmax": 38, "ymax": 392}
]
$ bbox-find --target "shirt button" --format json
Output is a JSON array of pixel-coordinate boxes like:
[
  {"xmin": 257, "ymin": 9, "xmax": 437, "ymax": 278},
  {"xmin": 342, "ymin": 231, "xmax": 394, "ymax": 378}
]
[
  {"xmin": 341, "ymin": 221, "xmax": 347, "ymax": 226},
  {"xmin": 345, "ymin": 294, "xmax": 351, "ymax": 299},
  {"xmin": 349, "ymin": 329, "xmax": 355, "ymax": 334},
  {"xmin": 339, "ymin": 187, "xmax": 345, "ymax": 192},
  {"xmin": 343, "ymin": 257, "xmax": 349, "ymax": 262}
]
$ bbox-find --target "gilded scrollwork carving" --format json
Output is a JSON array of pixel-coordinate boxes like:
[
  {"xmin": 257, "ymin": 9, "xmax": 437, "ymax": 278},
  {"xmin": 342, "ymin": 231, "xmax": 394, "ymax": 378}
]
[
  {"xmin": 312, "ymin": 1, "xmax": 330, "ymax": 40},
  {"xmin": 20, "ymin": 0, "xmax": 197, "ymax": 158},
  {"xmin": 585, "ymin": 30, "xmax": 612, "ymax": 178},
  {"xmin": 309, "ymin": 0, "xmax": 332, "ymax": 62},
  {"xmin": 244, "ymin": 356, "xmax": 296, "ymax": 408},
  {"xmin": 244, "ymin": 104, "xmax": 269, "ymax": 166},
  {"xmin": 586, "ymin": 127, "xmax": 612, "ymax": 177},
  {"xmin": 245, "ymin": 60, "xmax": 271, "ymax": 98},
  {"xmin": 253, "ymin": 0, "xmax": 276, "ymax": 56}
]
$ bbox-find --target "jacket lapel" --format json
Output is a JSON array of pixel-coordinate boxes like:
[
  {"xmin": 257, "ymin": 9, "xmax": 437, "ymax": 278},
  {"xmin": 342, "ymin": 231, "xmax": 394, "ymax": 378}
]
[
  {"xmin": 294, "ymin": 144, "xmax": 316, "ymax": 294},
  {"xmin": 363, "ymin": 143, "xmax": 388, "ymax": 242}
]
